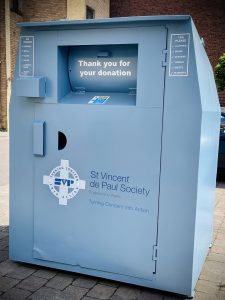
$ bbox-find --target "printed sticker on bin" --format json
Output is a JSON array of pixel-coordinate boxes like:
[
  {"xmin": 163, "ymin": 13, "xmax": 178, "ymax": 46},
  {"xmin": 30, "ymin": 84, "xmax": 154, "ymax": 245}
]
[{"xmin": 88, "ymin": 96, "xmax": 110, "ymax": 104}]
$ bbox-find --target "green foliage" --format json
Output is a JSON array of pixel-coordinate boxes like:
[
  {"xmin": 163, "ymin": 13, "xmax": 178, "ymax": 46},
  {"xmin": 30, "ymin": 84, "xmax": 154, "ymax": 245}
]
[{"xmin": 215, "ymin": 53, "xmax": 225, "ymax": 91}]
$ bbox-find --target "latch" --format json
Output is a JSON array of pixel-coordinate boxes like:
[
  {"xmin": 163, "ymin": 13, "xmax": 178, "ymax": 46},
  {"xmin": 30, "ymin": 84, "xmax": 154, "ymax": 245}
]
[
  {"xmin": 152, "ymin": 245, "xmax": 158, "ymax": 261},
  {"xmin": 162, "ymin": 49, "xmax": 168, "ymax": 67}
]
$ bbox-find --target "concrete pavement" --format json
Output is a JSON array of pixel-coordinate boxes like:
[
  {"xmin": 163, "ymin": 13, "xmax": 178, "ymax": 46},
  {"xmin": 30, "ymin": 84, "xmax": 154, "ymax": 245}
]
[{"xmin": 0, "ymin": 133, "xmax": 225, "ymax": 300}]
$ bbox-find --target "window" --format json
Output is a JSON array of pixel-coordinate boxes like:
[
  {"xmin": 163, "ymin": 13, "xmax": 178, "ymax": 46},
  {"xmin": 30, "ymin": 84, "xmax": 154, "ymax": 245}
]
[
  {"xmin": 86, "ymin": 6, "xmax": 95, "ymax": 19},
  {"xmin": 10, "ymin": 0, "xmax": 22, "ymax": 15}
]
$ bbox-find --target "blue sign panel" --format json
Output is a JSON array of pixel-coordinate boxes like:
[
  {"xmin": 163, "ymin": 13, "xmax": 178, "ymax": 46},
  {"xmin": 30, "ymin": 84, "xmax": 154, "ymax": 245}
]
[
  {"xmin": 169, "ymin": 33, "xmax": 190, "ymax": 76},
  {"xmin": 68, "ymin": 44, "xmax": 138, "ymax": 93},
  {"xmin": 19, "ymin": 36, "xmax": 34, "ymax": 77}
]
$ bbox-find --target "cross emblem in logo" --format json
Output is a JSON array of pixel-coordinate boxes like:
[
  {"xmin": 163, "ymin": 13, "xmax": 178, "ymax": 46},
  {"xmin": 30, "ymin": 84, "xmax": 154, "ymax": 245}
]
[{"xmin": 43, "ymin": 160, "xmax": 86, "ymax": 205}]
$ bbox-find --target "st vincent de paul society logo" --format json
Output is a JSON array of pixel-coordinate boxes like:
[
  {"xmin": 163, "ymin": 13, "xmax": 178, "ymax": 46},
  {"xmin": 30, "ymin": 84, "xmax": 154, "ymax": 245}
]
[{"xmin": 43, "ymin": 159, "xmax": 86, "ymax": 205}]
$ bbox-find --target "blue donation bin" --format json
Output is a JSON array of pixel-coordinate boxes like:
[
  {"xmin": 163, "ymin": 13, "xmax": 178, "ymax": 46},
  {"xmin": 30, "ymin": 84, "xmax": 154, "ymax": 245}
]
[{"xmin": 10, "ymin": 16, "xmax": 220, "ymax": 297}]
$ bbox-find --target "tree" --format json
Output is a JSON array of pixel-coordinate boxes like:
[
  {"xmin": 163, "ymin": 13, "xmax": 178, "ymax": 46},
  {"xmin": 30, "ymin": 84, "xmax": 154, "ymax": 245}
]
[{"xmin": 215, "ymin": 53, "xmax": 225, "ymax": 91}]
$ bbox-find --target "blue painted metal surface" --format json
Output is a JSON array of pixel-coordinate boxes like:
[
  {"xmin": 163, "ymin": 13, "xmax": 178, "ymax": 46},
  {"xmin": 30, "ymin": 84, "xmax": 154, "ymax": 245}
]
[
  {"xmin": 16, "ymin": 77, "xmax": 45, "ymax": 97},
  {"xmin": 10, "ymin": 16, "xmax": 220, "ymax": 297},
  {"xmin": 33, "ymin": 121, "xmax": 45, "ymax": 156}
]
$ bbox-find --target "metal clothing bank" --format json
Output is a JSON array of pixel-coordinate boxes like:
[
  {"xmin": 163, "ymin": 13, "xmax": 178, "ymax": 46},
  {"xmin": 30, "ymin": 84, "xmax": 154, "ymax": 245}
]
[{"xmin": 10, "ymin": 16, "xmax": 220, "ymax": 297}]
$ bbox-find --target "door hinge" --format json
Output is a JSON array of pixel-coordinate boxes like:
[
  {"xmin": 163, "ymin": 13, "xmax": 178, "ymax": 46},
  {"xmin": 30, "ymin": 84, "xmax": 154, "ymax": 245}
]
[
  {"xmin": 152, "ymin": 245, "xmax": 158, "ymax": 261},
  {"xmin": 162, "ymin": 49, "xmax": 168, "ymax": 67}
]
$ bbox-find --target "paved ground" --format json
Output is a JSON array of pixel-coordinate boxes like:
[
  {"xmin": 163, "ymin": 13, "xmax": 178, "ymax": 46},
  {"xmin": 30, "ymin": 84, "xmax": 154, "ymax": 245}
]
[{"xmin": 0, "ymin": 133, "xmax": 225, "ymax": 300}]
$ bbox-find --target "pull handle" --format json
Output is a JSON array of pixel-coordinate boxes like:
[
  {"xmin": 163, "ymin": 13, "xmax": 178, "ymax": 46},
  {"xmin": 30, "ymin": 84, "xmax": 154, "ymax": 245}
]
[
  {"xmin": 33, "ymin": 121, "xmax": 45, "ymax": 156},
  {"xmin": 58, "ymin": 131, "xmax": 67, "ymax": 150}
]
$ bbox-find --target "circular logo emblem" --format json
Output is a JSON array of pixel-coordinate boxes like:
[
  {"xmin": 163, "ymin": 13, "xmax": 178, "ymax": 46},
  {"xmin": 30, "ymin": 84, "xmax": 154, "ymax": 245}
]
[{"xmin": 43, "ymin": 160, "xmax": 86, "ymax": 205}]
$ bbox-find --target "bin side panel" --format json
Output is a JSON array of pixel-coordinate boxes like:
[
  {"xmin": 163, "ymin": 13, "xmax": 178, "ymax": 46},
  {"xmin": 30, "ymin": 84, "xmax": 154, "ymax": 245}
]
[{"xmin": 191, "ymin": 21, "xmax": 221, "ymax": 289}]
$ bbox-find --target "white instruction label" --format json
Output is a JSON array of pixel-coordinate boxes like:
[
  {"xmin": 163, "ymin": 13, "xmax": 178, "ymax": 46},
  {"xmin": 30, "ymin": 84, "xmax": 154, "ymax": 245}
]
[{"xmin": 169, "ymin": 33, "xmax": 190, "ymax": 77}]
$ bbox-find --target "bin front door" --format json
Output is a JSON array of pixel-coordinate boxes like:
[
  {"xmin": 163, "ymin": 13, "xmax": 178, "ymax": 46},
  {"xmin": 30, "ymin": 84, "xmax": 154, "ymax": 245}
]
[{"xmin": 33, "ymin": 106, "xmax": 162, "ymax": 280}]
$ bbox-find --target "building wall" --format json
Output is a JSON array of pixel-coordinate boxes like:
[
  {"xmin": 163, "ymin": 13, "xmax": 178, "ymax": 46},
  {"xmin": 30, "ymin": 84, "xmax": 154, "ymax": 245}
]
[
  {"xmin": 86, "ymin": 0, "xmax": 109, "ymax": 19},
  {"xmin": 67, "ymin": 0, "xmax": 86, "ymax": 20},
  {"xmin": 110, "ymin": 0, "xmax": 225, "ymax": 106},
  {"xmin": 10, "ymin": 12, "xmax": 23, "ymax": 80},
  {"xmin": 67, "ymin": 0, "xmax": 109, "ymax": 20},
  {"xmin": 22, "ymin": 0, "xmax": 67, "ymax": 22},
  {"xmin": 0, "ymin": 0, "xmax": 7, "ymax": 129}
]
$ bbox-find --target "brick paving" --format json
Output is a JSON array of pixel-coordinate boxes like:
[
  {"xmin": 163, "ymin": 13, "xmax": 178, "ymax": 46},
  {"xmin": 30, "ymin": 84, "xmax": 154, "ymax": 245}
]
[{"xmin": 1, "ymin": 133, "xmax": 225, "ymax": 299}]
